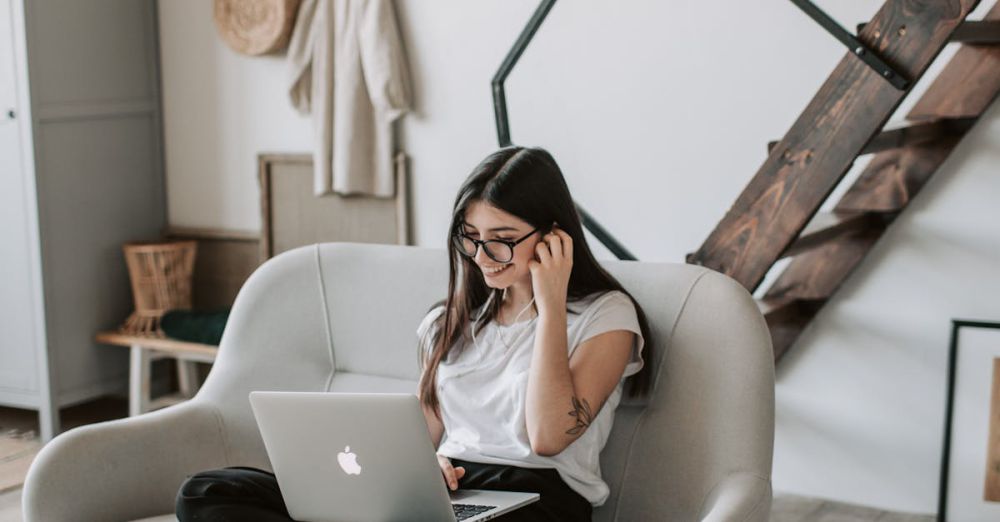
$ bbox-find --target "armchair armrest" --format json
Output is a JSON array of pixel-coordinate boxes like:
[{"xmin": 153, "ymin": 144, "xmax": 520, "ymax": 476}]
[
  {"xmin": 698, "ymin": 471, "xmax": 772, "ymax": 522},
  {"xmin": 22, "ymin": 401, "xmax": 229, "ymax": 522}
]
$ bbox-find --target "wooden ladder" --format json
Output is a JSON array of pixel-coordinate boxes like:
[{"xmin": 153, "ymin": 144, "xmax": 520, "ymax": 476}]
[{"xmin": 687, "ymin": 0, "xmax": 1000, "ymax": 361}]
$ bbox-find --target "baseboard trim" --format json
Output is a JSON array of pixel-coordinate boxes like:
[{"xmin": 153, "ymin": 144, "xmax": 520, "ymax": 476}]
[{"xmin": 0, "ymin": 389, "xmax": 40, "ymax": 410}]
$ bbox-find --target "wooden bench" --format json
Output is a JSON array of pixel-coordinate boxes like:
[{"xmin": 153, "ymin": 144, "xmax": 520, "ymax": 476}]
[{"xmin": 95, "ymin": 332, "xmax": 217, "ymax": 416}]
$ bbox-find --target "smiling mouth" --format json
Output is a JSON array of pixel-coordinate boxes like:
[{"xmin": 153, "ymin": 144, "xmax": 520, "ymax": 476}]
[{"xmin": 482, "ymin": 264, "xmax": 512, "ymax": 276}]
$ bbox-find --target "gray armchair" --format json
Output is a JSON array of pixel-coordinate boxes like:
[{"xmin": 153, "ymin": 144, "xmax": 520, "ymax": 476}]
[{"xmin": 23, "ymin": 242, "xmax": 774, "ymax": 521}]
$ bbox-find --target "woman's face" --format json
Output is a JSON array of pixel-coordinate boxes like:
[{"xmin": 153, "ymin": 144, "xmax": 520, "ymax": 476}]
[{"xmin": 460, "ymin": 201, "xmax": 541, "ymax": 289}]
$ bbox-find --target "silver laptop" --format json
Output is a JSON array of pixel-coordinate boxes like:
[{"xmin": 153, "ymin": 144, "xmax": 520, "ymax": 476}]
[{"xmin": 249, "ymin": 391, "xmax": 540, "ymax": 522}]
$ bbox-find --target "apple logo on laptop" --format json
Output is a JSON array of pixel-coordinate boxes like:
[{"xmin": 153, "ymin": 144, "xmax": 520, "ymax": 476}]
[{"xmin": 337, "ymin": 446, "xmax": 362, "ymax": 475}]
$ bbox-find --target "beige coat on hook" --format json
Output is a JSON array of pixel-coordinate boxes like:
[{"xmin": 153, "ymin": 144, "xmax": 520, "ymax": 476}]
[{"xmin": 288, "ymin": 0, "xmax": 412, "ymax": 197}]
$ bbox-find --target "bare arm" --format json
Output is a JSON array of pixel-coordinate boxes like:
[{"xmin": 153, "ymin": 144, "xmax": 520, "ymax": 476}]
[
  {"xmin": 525, "ymin": 320, "xmax": 634, "ymax": 456},
  {"xmin": 523, "ymin": 226, "xmax": 635, "ymax": 456},
  {"xmin": 419, "ymin": 394, "xmax": 445, "ymax": 449},
  {"xmin": 419, "ymin": 390, "xmax": 465, "ymax": 490}
]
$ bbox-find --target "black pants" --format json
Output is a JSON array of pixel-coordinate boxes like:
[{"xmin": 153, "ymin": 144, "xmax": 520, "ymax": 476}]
[{"xmin": 175, "ymin": 458, "xmax": 592, "ymax": 521}]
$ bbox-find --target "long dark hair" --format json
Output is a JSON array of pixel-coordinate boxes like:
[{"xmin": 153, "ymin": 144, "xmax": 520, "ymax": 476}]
[{"xmin": 418, "ymin": 146, "xmax": 653, "ymax": 416}]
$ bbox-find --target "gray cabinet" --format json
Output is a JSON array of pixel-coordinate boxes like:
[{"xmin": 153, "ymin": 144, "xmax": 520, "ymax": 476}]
[{"xmin": 0, "ymin": 0, "xmax": 165, "ymax": 441}]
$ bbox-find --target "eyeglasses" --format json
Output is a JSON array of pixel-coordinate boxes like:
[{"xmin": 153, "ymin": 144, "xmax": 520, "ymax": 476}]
[{"xmin": 453, "ymin": 227, "xmax": 540, "ymax": 264}]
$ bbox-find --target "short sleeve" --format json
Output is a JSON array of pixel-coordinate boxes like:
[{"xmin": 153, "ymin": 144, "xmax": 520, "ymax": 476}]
[
  {"xmin": 416, "ymin": 305, "xmax": 446, "ymax": 362},
  {"xmin": 573, "ymin": 291, "xmax": 645, "ymax": 379}
]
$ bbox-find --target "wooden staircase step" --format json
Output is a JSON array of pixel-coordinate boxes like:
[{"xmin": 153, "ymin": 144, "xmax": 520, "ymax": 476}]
[
  {"xmin": 779, "ymin": 210, "xmax": 896, "ymax": 259},
  {"xmin": 688, "ymin": 0, "xmax": 977, "ymax": 293},
  {"xmin": 951, "ymin": 20, "xmax": 1000, "ymax": 42},
  {"xmin": 835, "ymin": 137, "xmax": 959, "ymax": 212},
  {"xmin": 762, "ymin": 226, "xmax": 885, "ymax": 360},
  {"xmin": 858, "ymin": 118, "xmax": 974, "ymax": 155},
  {"xmin": 757, "ymin": 296, "xmax": 827, "ymax": 317},
  {"xmin": 767, "ymin": 117, "xmax": 975, "ymax": 156},
  {"xmin": 765, "ymin": 223, "xmax": 883, "ymax": 303},
  {"xmin": 757, "ymin": 297, "xmax": 828, "ymax": 361}
]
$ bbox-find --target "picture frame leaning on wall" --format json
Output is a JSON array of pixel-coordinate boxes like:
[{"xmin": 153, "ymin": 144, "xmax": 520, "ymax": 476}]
[
  {"xmin": 939, "ymin": 319, "xmax": 1000, "ymax": 522},
  {"xmin": 258, "ymin": 152, "xmax": 411, "ymax": 261}
]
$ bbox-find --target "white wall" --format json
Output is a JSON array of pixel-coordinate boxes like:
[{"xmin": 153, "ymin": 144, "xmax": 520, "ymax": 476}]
[
  {"xmin": 158, "ymin": 0, "xmax": 1000, "ymax": 514},
  {"xmin": 158, "ymin": 1, "xmax": 311, "ymax": 232}
]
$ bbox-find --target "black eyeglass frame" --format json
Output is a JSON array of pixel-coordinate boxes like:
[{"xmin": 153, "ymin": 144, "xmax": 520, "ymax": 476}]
[{"xmin": 453, "ymin": 226, "xmax": 541, "ymax": 264}]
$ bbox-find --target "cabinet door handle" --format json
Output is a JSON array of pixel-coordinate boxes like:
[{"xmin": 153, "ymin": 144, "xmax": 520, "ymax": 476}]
[{"xmin": 5, "ymin": 109, "xmax": 14, "ymax": 120}]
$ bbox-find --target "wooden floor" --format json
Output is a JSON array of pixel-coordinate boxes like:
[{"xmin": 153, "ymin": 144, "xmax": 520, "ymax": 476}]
[
  {"xmin": 0, "ymin": 397, "xmax": 938, "ymax": 522},
  {"xmin": 0, "ymin": 489, "xmax": 941, "ymax": 522},
  {"xmin": 0, "ymin": 434, "xmax": 37, "ymax": 495},
  {"xmin": 0, "ymin": 489, "xmax": 20, "ymax": 522},
  {"xmin": 770, "ymin": 494, "xmax": 935, "ymax": 522},
  {"xmin": 0, "ymin": 397, "xmax": 128, "ymax": 522},
  {"xmin": 0, "ymin": 488, "xmax": 938, "ymax": 522}
]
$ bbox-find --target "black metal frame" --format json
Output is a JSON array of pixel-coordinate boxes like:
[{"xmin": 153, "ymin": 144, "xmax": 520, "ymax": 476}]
[
  {"xmin": 938, "ymin": 319, "xmax": 1000, "ymax": 521},
  {"xmin": 491, "ymin": 0, "xmax": 637, "ymax": 261},
  {"xmin": 492, "ymin": 0, "xmax": 556, "ymax": 148},
  {"xmin": 791, "ymin": 0, "xmax": 910, "ymax": 90}
]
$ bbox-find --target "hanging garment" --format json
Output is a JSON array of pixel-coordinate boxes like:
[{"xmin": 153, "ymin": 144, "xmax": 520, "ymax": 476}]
[{"xmin": 287, "ymin": 0, "xmax": 412, "ymax": 197}]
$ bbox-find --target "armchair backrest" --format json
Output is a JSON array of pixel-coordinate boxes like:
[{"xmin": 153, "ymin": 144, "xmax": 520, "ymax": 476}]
[{"xmin": 194, "ymin": 243, "xmax": 774, "ymax": 520}]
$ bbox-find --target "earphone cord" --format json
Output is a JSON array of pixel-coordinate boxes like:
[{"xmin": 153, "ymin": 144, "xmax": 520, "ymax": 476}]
[{"xmin": 471, "ymin": 288, "xmax": 536, "ymax": 352}]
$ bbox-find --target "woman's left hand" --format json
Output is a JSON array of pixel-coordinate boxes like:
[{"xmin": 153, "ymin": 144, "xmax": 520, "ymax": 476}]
[{"xmin": 529, "ymin": 225, "xmax": 573, "ymax": 315}]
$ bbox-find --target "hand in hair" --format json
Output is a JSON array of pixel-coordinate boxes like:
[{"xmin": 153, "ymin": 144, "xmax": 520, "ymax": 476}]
[{"xmin": 528, "ymin": 225, "xmax": 573, "ymax": 315}]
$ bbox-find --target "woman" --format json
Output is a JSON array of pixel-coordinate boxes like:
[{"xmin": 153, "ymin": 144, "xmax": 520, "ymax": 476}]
[
  {"xmin": 175, "ymin": 146, "xmax": 653, "ymax": 521},
  {"xmin": 418, "ymin": 145, "xmax": 652, "ymax": 521}
]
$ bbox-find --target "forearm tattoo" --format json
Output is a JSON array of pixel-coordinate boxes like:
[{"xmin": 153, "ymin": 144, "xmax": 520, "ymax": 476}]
[{"xmin": 566, "ymin": 396, "xmax": 594, "ymax": 435}]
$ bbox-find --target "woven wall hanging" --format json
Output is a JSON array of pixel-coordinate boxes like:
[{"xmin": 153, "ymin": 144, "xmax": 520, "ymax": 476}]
[{"xmin": 213, "ymin": 0, "xmax": 301, "ymax": 56}]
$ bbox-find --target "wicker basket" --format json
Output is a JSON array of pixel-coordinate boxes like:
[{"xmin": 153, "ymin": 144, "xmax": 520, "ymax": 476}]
[
  {"xmin": 213, "ymin": 0, "xmax": 302, "ymax": 56},
  {"xmin": 120, "ymin": 240, "xmax": 197, "ymax": 337}
]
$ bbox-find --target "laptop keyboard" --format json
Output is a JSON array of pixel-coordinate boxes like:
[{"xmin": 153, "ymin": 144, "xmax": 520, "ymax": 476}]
[{"xmin": 453, "ymin": 503, "xmax": 497, "ymax": 520}]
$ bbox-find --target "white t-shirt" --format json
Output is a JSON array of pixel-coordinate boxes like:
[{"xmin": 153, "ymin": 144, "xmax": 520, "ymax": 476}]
[{"xmin": 415, "ymin": 290, "xmax": 645, "ymax": 506}]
